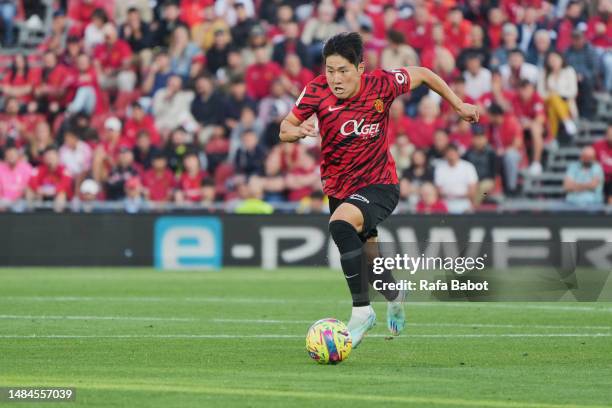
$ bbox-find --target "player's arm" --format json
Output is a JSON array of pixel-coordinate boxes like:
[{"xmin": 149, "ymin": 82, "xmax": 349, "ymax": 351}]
[
  {"xmin": 279, "ymin": 112, "xmax": 317, "ymax": 143},
  {"xmin": 405, "ymin": 66, "xmax": 479, "ymax": 123}
]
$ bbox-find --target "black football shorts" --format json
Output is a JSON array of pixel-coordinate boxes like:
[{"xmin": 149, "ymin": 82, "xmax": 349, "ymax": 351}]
[{"xmin": 328, "ymin": 183, "xmax": 400, "ymax": 241}]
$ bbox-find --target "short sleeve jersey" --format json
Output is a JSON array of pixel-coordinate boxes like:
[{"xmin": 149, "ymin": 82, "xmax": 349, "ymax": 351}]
[{"xmin": 291, "ymin": 68, "xmax": 411, "ymax": 199}]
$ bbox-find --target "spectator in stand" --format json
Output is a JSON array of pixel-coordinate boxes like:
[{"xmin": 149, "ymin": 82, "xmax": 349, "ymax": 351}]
[
  {"xmin": 457, "ymin": 25, "xmax": 490, "ymax": 72},
  {"xmin": 26, "ymin": 121, "xmax": 54, "ymax": 167},
  {"xmin": 132, "ymin": 130, "xmax": 160, "ymax": 171},
  {"xmin": 415, "ymin": 182, "xmax": 448, "ymax": 214},
  {"xmin": 92, "ymin": 117, "xmax": 126, "ymax": 182},
  {"xmin": 587, "ymin": 0, "xmax": 612, "ymax": 92},
  {"xmin": 0, "ymin": 141, "xmax": 32, "ymax": 207},
  {"xmin": 216, "ymin": 48, "xmax": 245, "ymax": 84},
  {"xmin": 214, "ymin": 0, "xmax": 255, "ymax": 27},
  {"xmin": 61, "ymin": 35, "xmax": 84, "ymax": 68},
  {"xmin": 284, "ymin": 149, "xmax": 319, "ymax": 202},
  {"xmin": 175, "ymin": 151, "xmax": 211, "ymax": 204},
  {"xmin": 399, "ymin": 149, "xmax": 434, "ymax": 202},
  {"xmin": 142, "ymin": 152, "xmax": 176, "ymax": 203},
  {"xmin": 280, "ymin": 54, "xmax": 315, "ymax": 99},
  {"xmin": 229, "ymin": 106, "xmax": 263, "ymax": 159},
  {"xmin": 59, "ymin": 128, "xmax": 92, "ymax": 186},
  {"xmin": 518, "ymin": 6, "xmax": 542, "ymax": 54},
  {"xmin": 486, "ymin": 7, "xmax": 506, "ymax": 51},
  {"xmin": 93, "ymin": 23, "xmax": 136, "ymax": 93},
  {"xmin": 0, "ymin": 0, "xmax": 16, "ymax": 47},
  {"xmin": 434, "ymin": 144, "xmax": 478, "ymax": 214},
  {"xmin": 511, "ymin": 80, "xmax": 545, "ymax": 175},
  {"xmin": 230, "ymin": 2, "xmax": 256, "ymax": 50},
  {"xmin": 499, "ymin": 49, "xmax": 539, "ymax": 91},
  {"xmin": 592, "ymin": 124, "xmax": 612, "ymax": 204},
  {"xmin": 301, "ymin": 2, "xmax": 343, "ymax": 67},
  {"xmin": 387, "ymin": 99, "xmax": 411, "ymax": 146},
  {"xmin": 168, "ymin": 25, "xmax": 203, "ymax": 81},
  {"xmin": 66, "ymin": 53, "xmax": 99, "ymax": 115},
  {"xmin": 380, "ymin": 30, "xmax": 418, "ymax": 71},
  {"xmin": 123, "ymin": 102, "xmax": 161, "ymax": 148},
  {"xmin": 487, "ymin": 104, "xmax": 524, "ymax": 196},
  {"xmin": 115, "ymin": 0, "xmax": 152, "ymax": 25},
  {"xmin": 1, "ymin": 54, "xmax": 40, "ymax": 105},
  {"xmin": 164, "ymin": 127, "xmax": 195, "ymax": 174},
  {"xmin": 152, "ymin": 75, "xmax": 196, "ymax": 137},
  {"xmin": 26, "ymin": 145, "xmax": 72, "ymax": 212},
  {"xmin": 272, "ymin": 21, "xmax": 310, "ymax": 70},
  {"xmin": 463, "ymin": 126, "xmax": 497, "ymax": 206},
  {"xmin": 123, "ymin": 176, "xmax": 146, "ymax": 213},
  {"xmin": 206, "ymin": 29, "xmax": 231, "ymax": 76},
  {"xmin": 120, "ymin": 7, "xmax": 153, "ymax": 69},
  {"xmin": 152, "ymin": 0, "xmax": 188, "ymax": 48},
  {"xmin": 407, "ymin": 96, "xmax": 445, "ymax": 149},
  {"xmin": 555, "ymin": 0, "xmax": 586, "ymax": 53},
  {"xmin": 420, "ymin": 24, "xmax": 456, "ymax": 81},
  {"xmin": 203, "ymin": 125, "xmax": 229, "ymax": 173},
  {"xmin": 234, "ymin": 181, "xmax": 274, "ymax": 214},
  {"xmin": 224, "ymin": 78, "xmax": 257, "ymax": 131},
  {"xmin": 297, "ymin": 190, "xmax": 327, "ymax": 214},
  {"xmin": 564, "ymin": 24, "xmax": 600, "ymax": 118},
  {"xmin": 527, "ymin": 29, "xmax": 553, "ymax": 68},
  {"xmin": 427, "ymin": 129, "xmax": 451, "ymax": 168},
  {"xmin": 258, "ymin": 79, "xmax": 293, "ymax": 147},
  {"xmin": 191, "ymin": 74, "xmax": 226, "ymax": 135},
  {"xmin": 443, "ymin": 7, "xmax": 472, "ymax": 57},
  {"xmin": 234, "ymin": 129, "xmax": 265, "ymax": 178},
  {"xmin": 105, "ymin": 147, "xmax": 140, "ymax": 201},
  {"xmin": 245, "ymin": 43, "xmax": 283, "ymax": 101},
  {"xmin": 83, "ymin": 8, "xmax": 108, "ymax": 53},
  {"xmin": 0, "ymin": 97, "xmax": 25, "ymax": 147},
  {"xmin": 34, "ymin": 51, "xmax": 71, "ymax": 115},
  {"xmin": 564, "ymin": 146, "xmax": 604, "ymax": 206},
  {"xmin": 537, "ymin": 51, "xmax": 579, "ymax": 139},
  {"xmin": 491, "ymin": 23, "xmax": 520, "ymax": 69},
  {"xmin": 463, "ymin": 53, "xmax": 492, "ymax": 101},
  {"xmin": 72, "ymin": 178, "xmax": 100, "ymax": 213},
  {"xmin": 395, "ymin": 5, "xmax": 433, "ymax": 54},
  {"xmin": 449, "ymin": 118, "xmax": 474, "ymax": 153},
  {"xmin": 141, "ymin": 51, "xmax": 173, "ymax": 97},
  {"xmin": 249, "ymin": 144, "xmax": 290, "ymax": 202}
]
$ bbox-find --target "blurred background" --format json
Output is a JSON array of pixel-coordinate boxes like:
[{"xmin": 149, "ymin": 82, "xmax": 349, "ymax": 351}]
[{"xmin": 0, "ymin": 0, "xmax": 610, "ymax": 216}]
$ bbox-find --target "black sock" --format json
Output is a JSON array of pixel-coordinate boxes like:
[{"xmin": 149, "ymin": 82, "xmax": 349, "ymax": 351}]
[
  {"xmin": 365, "ymin": 241, "xmax": 399, "ymax": 301},
  {"xmin": 329, "ymin": 220, "xmax": 369, "ymax": 307}
]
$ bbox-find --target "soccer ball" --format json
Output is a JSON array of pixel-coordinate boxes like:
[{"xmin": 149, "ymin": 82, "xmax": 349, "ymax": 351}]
[{"xmin": 305, "ymin": 318, "xmax": 352, "ymax": 364}]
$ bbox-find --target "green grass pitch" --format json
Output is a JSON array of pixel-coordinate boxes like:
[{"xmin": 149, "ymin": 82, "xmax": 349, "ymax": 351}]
[{"xmin": 0, "ymin": 268, "xmax": 611, "ymax": 408}]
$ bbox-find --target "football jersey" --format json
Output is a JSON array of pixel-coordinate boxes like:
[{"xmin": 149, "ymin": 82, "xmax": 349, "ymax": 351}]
[{"xmin": 291, "ymin": 68, "xmax": 411, "ymax": 199}]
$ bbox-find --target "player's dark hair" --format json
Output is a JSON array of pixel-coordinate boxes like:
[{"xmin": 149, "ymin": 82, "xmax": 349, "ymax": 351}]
[{"xmin": 322, "ymin": 32, "xmax": 363, "ymax": 68}]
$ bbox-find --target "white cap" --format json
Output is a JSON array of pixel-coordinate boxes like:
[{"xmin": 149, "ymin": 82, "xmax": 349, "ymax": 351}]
[
  {"xmin": 80, "ymin": 179, "xmax": 100, "ymax": 196},
  {"xmin": 104, "ymin": 117, "xmax": 122, "ymax": 132}
]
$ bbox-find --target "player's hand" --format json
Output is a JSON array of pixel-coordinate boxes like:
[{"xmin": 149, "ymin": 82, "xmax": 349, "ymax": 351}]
[
  {"xmin": 456, "ymin": 103, "xmax": 480, "ymax": 123},
  {"xmin": 299, "ymin": 121, "xmax": 318, "ymax": 138}
]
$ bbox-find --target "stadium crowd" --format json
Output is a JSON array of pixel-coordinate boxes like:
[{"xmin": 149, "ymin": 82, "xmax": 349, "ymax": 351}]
[{"xmin": 0, "ymin": 0, "xmax": 610, "ymax": 213}]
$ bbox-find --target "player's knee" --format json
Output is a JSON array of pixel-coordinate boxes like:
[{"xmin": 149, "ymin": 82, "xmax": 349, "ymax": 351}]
[{"xmin": 329, "ymin": 220, "xmax": 359, "ymax": 247}]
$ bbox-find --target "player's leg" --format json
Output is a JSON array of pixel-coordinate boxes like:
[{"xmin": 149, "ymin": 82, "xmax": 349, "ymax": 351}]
[
  {"xmin": 364, "ymin": 234, "xmax": 406, "ymax": 336},
  {"xmin": 328, "ymin": 201, "xmax": 376, "ymax": 348}
]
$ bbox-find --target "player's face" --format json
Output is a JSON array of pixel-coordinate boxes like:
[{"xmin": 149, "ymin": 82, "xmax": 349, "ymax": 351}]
[{"xmin": 325, "ymin": 54, "xmax": 364, "ymax": 99}]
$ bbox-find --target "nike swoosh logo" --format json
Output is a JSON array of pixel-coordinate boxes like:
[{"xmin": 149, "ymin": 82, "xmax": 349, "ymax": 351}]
[
  {"xmin": 328, "ymin": 106, "xmax": 344, "ymax": 112},
  {"xmin": 344, "ymin": 273, "xmax": 359, "ymax": 279}
]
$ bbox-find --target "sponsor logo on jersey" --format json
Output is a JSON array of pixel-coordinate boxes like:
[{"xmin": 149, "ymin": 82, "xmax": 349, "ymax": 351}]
[
  {"xmin": 374, "ymin": 98, "xmax": 384, "ymax": 113},
  {"xmin": 348, "ymin": 194, "xmax": 370, "ymax": 204},
  {"xmin": 340, "ymin": 119, "xmax": 380, "ymax": 137}
]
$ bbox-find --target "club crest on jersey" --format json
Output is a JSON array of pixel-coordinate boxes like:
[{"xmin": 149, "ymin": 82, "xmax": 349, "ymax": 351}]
[{"xmin": 373, "ymin": 98, "xmax": 384, "ymax": 113}]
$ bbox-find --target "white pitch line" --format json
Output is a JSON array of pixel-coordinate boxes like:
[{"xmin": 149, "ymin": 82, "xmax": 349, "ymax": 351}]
[
  {"xmin": 2, "ymin": 315, "xmax": 609, "ymax": 331},
  {"xmin": 2, "ymin": 296, "xmax": 612, "ymax": 313},
  {"xmin": 211, "ymin": 318, "xmax": 612, "ymax": 331},
  {"xmin": 0, "ymin": 333, "xmax": 610, "ymax": 339},
  {"xmin": 0, "ymin": 314, "xmax": 197, "ymax": 322}
]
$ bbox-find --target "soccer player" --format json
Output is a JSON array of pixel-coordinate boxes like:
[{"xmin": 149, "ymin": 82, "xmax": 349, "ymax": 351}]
[{"xmin": 279, "ymin": 32, "xmax": 479, "ymax": 347}]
